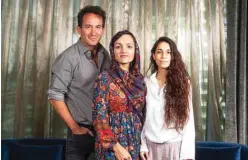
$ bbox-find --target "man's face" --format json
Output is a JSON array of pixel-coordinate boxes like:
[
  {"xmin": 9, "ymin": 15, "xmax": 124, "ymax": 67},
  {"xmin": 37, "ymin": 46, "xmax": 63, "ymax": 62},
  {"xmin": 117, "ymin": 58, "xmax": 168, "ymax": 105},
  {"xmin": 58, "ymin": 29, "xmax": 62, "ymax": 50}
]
[{"xmin": 77, "ymin": 13, "xmax": 105, "ymax": 51}]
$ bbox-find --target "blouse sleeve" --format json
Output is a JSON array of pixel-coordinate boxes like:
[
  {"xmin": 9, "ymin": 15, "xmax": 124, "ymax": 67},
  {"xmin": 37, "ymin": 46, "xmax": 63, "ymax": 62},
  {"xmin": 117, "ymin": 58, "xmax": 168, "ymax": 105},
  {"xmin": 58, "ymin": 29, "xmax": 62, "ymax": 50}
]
[
  {"xmin": 140, "ymin": 77, "xmax": 149, "ymax": 152},
  {"xmin": 180, "ymin": 84, "xmax": 195, "ymax": 160},
  {"xmin": 92, "ymin": 72, "xmax": 117, "ymax": 150},
  {"xmin": 140, "ymin": 127, "xmax": 149, "ymax": 152}
]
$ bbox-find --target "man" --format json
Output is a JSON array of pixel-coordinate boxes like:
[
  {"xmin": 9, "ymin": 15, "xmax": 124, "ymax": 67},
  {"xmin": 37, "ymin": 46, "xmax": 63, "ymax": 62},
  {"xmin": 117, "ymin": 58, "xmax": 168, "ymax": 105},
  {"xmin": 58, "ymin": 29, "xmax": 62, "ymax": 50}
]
[{"xmin": 47, "ymin": 5, "xmax": 111, "ymax": 160}]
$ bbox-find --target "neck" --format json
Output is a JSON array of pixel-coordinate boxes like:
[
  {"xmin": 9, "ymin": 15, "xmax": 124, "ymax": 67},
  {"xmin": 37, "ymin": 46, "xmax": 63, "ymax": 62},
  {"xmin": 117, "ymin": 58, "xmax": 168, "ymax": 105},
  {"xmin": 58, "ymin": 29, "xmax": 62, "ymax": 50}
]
[
  {"xmin": 119, "ymin": 63, "xmax": 130, "ymax": 72},
  {"xmin": 156, "ymin": 68, "xmax": 167, "ymax": 84}
]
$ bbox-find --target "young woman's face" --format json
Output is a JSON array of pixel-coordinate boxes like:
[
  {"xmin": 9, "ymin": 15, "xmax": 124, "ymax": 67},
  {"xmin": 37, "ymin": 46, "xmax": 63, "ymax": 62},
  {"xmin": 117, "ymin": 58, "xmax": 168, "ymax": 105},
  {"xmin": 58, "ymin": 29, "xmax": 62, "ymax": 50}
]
[
  {"xmin": 153, "ymin": 42, "xmax": 172, "ymax": 69},
  {"xmin": 113, "ymin": 34, "xmax": 135, "ymax": 66}
]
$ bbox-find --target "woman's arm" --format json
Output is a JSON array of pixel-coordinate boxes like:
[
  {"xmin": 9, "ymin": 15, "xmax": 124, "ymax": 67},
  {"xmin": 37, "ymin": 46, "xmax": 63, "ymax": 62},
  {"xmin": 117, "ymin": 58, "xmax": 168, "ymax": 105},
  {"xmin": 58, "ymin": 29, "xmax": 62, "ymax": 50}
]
[
  {"xmin": 92, "ymin": 73, "xmax": 132, "ymax": 160},
  {"xmin": 140, "ymin": 128, "xmax": 149, "ymax": 160},
  {"xmin": 92, "ymin": 73, "xmax": 117, "ymax": 149},
  {"xmin": 180, "ymin": 85, "xmax": 195, "ymax": 160}
]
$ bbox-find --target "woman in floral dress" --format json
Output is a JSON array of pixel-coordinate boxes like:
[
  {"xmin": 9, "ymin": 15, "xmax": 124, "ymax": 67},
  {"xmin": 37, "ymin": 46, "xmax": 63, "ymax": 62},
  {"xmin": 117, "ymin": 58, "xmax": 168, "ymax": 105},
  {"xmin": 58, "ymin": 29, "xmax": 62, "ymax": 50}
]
[{"xmin": 92, "ymin": 30, "xmax": 146, "ymax": 160}]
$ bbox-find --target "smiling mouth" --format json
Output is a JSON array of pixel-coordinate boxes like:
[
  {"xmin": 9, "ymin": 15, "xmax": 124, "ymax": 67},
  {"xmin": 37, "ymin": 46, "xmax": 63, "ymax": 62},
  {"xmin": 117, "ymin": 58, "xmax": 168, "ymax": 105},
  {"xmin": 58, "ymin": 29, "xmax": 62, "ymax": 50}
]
[
  {"xmin": 89, "ymin": 37, "xmax": 98, "ymax": 41},
  {"xmin": 90, "ymin": 39, "xmax": 97, "ymax": 41}
]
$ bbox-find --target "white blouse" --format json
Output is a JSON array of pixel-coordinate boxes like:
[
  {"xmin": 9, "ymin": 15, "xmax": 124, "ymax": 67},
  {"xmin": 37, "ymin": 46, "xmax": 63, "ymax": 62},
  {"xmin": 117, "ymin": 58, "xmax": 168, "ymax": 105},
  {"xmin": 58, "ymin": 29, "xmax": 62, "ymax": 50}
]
[{"xmin": 140, "ymin": 73, "xmax": 195, "ymax": 160}]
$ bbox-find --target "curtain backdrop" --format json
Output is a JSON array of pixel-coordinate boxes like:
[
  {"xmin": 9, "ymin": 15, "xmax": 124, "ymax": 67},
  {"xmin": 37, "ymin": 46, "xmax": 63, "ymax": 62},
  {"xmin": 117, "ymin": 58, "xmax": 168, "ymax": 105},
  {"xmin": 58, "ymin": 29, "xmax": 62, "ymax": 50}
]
[
  {"xmin": 225, "ymin": 0, "xmax": 247, "ymax": 145},
  {"xmin": 1, "ymin": 0, "xmax": 226, "ymax": 141}
]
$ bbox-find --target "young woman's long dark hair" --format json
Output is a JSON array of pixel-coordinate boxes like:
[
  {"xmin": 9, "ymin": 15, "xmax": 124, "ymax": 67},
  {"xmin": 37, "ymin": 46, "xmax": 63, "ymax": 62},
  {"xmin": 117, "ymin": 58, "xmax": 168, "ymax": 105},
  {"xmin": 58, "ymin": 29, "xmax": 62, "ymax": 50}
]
[{"xmin": 147, "ymin": 37, "xmax": 190, "ymax": 131}]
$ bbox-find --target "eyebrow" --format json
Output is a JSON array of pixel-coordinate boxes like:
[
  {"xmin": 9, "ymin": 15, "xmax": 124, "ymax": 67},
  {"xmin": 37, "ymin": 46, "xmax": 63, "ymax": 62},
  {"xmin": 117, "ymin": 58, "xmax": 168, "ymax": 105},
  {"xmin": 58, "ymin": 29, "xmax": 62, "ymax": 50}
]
[
  {"xmin": 156, "ymin": 48, "xmax": 171, "ymax": 51},
  {"xmin": 84, "ymin": 24, "xmax": 103, "ymax": 27},
  {"xmin": 114, "ymin": 43, "xmax": 134, "ymax": 45}
]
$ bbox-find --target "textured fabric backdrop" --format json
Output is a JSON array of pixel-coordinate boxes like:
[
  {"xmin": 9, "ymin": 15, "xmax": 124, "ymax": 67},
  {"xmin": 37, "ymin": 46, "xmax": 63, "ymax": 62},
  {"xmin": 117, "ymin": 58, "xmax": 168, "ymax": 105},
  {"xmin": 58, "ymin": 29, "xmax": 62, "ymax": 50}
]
[
  {"xmin": 225, "ymin": 0, "xmax": 247, "ymax": 145},
  {"xmin": 1, "ymin": 0, "xmax": 227, "ymax": 141}
]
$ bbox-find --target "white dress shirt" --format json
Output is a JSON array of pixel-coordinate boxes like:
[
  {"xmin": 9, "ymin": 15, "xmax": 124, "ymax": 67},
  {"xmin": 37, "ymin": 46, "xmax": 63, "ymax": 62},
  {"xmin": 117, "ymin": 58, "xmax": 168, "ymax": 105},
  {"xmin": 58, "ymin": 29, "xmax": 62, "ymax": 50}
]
[{"xmin": 140, "ymin": 73, "xmax": 195, "ymax": 160}]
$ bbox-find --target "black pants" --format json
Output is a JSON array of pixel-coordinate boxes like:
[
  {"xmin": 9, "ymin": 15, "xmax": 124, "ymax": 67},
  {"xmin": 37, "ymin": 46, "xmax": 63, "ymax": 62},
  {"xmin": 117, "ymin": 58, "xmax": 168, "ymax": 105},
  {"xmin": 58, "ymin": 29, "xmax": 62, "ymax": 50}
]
[{"xmin": 66, "ymin": 124, "xmax": 95, "ymax": 160}]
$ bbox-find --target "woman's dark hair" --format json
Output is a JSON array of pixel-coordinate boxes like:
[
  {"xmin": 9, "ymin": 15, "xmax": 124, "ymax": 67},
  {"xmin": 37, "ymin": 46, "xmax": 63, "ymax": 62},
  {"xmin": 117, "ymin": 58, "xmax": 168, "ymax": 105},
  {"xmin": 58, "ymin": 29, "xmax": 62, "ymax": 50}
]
[
  {"xmin": 109, "ymin": 30, "xmax": 139, "ymax": 73},
  {"xmin": 77, "ymin": 5, "xmax": 106, "ymax": 27},
  {"xmin": 147, "ymin": 36, "xmax": 190, "ymax": 131}
]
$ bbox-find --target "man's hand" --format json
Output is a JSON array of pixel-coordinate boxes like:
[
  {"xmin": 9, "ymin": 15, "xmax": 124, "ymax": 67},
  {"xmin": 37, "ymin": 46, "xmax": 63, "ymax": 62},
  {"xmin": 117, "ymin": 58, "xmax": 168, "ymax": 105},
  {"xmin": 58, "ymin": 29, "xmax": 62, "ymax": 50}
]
[
  {"xmin": 140, "ymin": 151, "xmax": 149, "ymax": 160},
  {"xmin": 113, "ymin": 142, "xmax": 132, "ymax": 160},
  {"xmin": 72, "ymin": 126, "xmax": 94, "ymax": 136},
  {"xmin": 49, "ymin": 100, "xmax": 94, "ymax": 136}
]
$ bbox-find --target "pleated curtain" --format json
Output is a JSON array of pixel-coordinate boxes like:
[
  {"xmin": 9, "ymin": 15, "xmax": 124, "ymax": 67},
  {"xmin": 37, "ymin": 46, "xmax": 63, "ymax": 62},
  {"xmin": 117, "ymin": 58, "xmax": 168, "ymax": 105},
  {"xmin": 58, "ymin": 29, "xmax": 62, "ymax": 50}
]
[{"xmin": 1, "ymin": 0, "xmax": 227, "ymax": 141}]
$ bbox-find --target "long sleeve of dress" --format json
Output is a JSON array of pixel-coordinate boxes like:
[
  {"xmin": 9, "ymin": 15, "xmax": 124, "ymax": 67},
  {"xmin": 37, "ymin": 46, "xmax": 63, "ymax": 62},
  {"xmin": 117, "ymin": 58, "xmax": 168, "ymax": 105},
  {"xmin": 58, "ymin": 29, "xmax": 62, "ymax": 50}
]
[
  {"xmin": 180, "ymin": 85, "xmax": 195, "ymax": 160},
  {"xmin": 92, "ymin": 72, "xmax": 117, "ymax": 150}
]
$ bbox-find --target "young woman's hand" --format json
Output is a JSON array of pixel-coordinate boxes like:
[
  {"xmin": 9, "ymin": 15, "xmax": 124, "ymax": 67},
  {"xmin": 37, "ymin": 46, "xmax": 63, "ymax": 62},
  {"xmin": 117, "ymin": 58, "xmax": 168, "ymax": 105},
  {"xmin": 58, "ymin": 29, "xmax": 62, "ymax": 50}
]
[
  {"xmin": 113, "ymin": 142, "xmax": 132, "ymax": 160},
  {"xmin": 140, "ymin": 151, "xmax": 149, "ymax": 160}
]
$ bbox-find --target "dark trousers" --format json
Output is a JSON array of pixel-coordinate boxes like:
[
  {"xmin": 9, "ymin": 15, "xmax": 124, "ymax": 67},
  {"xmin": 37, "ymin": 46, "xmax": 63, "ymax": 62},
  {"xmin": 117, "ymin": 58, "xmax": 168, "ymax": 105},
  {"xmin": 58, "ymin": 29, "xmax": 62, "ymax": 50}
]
[{"xmin": 66, "ymin": 124, "xmax": 95, "ymax": 160}]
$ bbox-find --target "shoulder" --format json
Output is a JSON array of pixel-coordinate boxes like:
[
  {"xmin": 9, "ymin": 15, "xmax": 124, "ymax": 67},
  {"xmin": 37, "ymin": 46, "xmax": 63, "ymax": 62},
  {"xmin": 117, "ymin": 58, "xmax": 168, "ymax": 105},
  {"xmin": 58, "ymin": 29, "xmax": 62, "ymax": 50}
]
[
  {"xmin": 102, "ymin": 47, "xmax": 109, "ymax": 56},
  {"xmin": 144, "ymin": 76, "xmax": 150, "ymax": 83},
  {"xmin": 94, "ymin": 72, "xmax": 112, "ymax": 92},
  {"xmin": 97, "ymin": 71, "xmax": 111, "ymax": 83},
  {"xmin": 54, "ymin": 43, "xmax": 79, "ymax": 63},
  {"xmin": 144, "ymin": 74, "xmax": 153, "ymax": 86},
  {"xmin": 62, "ymin": 43, "xmax": 79, "ymax": 59},
  {"xmin": 98, "ymin": 44, "xmax": 110, "ymax": 57}
]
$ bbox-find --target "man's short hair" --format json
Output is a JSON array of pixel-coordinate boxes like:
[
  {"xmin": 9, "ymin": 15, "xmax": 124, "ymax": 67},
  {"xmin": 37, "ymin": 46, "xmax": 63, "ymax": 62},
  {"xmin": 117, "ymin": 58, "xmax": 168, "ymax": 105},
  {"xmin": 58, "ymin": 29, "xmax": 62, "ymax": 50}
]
[{"xmin": 77, "ymin": 5, "xmax": 106, "ymax": 28}]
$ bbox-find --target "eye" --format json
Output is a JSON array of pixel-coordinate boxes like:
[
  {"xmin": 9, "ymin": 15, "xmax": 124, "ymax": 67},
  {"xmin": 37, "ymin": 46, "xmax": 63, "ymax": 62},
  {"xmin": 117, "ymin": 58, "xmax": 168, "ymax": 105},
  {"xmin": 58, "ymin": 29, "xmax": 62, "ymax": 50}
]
[
  {"xmin": 114, "ymin": 45, "xmax": 121, "ymax": 49},
  {"xmin": 156, "ymin": 51, "xmax": 162, "ymax": 54},
  {"xmin": 96, "ymin": 25, "xmax": 102, "ymax": 29},
  {"xmin": 84, "ymin": 25, "xmax": 91, "ymax": 29},
  {"xmin": 127, "ymin": 45, "xmax": 133, "ymax": 49},
  {"xmin": 167, "ymin": 51, "xmax": 171, "ymax": 54}
]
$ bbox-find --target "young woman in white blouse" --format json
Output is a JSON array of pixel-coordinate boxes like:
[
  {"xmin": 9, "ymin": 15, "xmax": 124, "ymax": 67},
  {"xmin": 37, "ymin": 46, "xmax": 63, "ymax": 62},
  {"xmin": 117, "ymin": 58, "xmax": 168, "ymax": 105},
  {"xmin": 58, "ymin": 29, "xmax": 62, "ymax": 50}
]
[{"xmin": 140, "ymin": 37, "xmax": 195, "ymax": 160}]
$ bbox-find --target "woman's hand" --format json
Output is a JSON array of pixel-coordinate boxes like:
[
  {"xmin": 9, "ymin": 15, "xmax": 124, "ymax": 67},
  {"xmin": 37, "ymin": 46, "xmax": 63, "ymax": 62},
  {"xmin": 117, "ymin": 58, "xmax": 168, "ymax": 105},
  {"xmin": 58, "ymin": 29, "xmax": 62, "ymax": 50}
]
[
  {"xmin": 113, "ymin": 142, "xmax": 132, "ymax": 160},
  {"xmin": 140, "ymin": 151, "xmax": 149, "ymax": 160}
]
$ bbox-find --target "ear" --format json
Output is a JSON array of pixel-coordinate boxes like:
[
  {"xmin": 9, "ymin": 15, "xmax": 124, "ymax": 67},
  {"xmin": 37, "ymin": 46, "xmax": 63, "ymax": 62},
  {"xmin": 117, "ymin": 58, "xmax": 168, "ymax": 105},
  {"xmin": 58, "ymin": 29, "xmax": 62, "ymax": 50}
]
[
  {"xmin": 102, "ymin": 26, "xmax": 105, "ymax": 35},
  {"xmin": 77, "ymin": 26, "xmax": 81, "ymax": 35},
  {"xmin": 152, "ymin": 53, "xmax": 156, "ymax": 61}
]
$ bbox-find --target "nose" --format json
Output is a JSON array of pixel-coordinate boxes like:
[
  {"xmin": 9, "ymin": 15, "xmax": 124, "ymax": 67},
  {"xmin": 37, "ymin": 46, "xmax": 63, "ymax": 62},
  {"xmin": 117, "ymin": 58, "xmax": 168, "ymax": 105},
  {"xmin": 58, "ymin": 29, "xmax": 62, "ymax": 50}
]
[
  {"xmin": 120, "ymin": 46, "xmax": 128, "ymax": 53},
  {"xmin": 91, "ymin": 28, "xmax": 96, "ymax": 35},
  {"xmin": 162, "ymin": 52, "xmax": 167, "ymax": 58},
  {"xmin": 162, "ymin": 51, "xmax": 171, "ymax": 58}
]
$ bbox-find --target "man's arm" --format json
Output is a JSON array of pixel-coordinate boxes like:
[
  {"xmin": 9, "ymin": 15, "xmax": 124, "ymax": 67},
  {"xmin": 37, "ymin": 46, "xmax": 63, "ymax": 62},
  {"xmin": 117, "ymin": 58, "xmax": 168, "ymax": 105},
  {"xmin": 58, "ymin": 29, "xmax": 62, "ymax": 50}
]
[
  {"xmin": 48, "ymin": 53, "xmax": 92, "ymax": 136},
  {"xmin": 49, "ymin": 99, "xmax": 93, "ymax": 135}
]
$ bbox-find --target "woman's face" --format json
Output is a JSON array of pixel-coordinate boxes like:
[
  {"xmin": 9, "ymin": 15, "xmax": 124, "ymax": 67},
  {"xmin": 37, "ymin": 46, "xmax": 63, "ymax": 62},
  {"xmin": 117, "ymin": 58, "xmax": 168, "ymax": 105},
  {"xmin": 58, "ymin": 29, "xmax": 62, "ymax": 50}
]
[
  {"xmin": 113, "ymin": 34, "xmax": 135, "ymax": 67},
  {"xmin": 153, "ymin": 42, "xmax": 172, "ymax": 69}
]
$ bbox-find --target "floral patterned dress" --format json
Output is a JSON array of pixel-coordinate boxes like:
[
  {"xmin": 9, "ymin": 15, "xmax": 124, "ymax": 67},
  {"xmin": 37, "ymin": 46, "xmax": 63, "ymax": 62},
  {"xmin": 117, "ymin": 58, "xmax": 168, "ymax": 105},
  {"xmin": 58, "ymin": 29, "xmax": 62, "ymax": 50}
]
[{"xmin": 92, "ymin": 71, "xmax": 143, "ymax": 160}]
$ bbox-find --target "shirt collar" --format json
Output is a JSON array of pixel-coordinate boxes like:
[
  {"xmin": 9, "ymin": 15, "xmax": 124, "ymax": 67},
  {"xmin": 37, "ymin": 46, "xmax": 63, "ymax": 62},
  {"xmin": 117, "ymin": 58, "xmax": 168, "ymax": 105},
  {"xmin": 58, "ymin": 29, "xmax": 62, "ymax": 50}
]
[
  {"xmin": 150, "ymin": 72, "xmax": 166, "ymax": 88},
  {"xmin": 150, "ymin": 72, "xmax": 158, "ymax": 84},
  {"xmin": 76, "ymin": 38, "xmax": 105, "ymax": 56},
  {"xmin": 76, "ymin": 39, "xmax": 89, "ymax": 54}
]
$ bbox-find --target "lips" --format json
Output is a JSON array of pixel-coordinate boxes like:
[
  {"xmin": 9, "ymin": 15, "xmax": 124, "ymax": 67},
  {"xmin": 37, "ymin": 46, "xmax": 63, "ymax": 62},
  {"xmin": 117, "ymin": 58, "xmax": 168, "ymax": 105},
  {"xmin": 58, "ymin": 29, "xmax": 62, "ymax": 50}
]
[
  {"xmin": 120, "ymin": 55, "xmax": 129, "ymax": 58},
  {"xmin": 89, "ymin": 38, "xmax": 97, "ymax": 41},
  {"xmin": 160, "ymin": 61, "xmax": 169, "ymax": 63},
  {"xmin": 89, "ymin": 37, "xmax": 98, "ymax": 41}
]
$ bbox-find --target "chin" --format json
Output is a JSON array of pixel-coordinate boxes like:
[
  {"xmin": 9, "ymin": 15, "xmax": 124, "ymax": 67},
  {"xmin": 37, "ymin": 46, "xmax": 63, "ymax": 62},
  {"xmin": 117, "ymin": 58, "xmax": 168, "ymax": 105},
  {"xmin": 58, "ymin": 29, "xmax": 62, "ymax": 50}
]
[
  {"xmin": 89, "ymin": 42, "xmax": 98, "ymax": 46},
  {"xmin": 118, "ymin": 61, "xmax": 132, "ymax": 65},
  {"xmin": 159, "ymin": 63, "xmax": 168, "ymax": 67},
  {"xmin": 160, "ymin": 65, "xmax": 170, "ymax": 69},
  {"xmin": 88, "ymin": 40, "xmax": 100, "ymax": 45}
]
